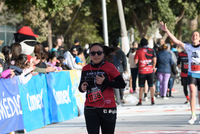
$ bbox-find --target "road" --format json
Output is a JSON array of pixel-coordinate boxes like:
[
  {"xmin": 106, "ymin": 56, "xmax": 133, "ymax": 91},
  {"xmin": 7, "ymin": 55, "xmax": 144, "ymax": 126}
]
[{"xmin": 26, "ymin": 83, "xmax": 200, "ymax": 134}]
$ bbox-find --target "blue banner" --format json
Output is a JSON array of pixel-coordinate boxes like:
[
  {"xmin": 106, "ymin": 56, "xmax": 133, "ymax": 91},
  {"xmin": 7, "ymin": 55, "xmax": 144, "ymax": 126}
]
[
  {"xmin": 0, "ymin": 77, "xmax": 24, "ymax": 134},
  {"xmin": 18, "ymin": 74, "xmax": 50, "ymax": 132},
  {"xmin": 46, "ymin": 71, "xmax": 78, "ymax": 123}
]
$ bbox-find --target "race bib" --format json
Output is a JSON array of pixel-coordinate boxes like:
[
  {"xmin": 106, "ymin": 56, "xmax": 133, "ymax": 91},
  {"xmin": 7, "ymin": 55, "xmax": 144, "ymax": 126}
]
[
  {"xmin": 183, "ymin": 62, "xmax": 189, "ymax": 69},
  {"xmin": 191, "ymin": 62, "xmax": 200, "ymax": 71},
  {"xmin": 88, "ymin": 87, "xmax": 103, "ymax": 103}
]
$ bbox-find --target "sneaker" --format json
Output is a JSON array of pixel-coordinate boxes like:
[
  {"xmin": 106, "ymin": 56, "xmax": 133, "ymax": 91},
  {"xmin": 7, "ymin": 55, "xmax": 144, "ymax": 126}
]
[
  {"xmin": 133, "ymin": 91, "xmax": 138, "ymax": 94},
  {"xmin": 169, "ymin": 95, "xmax": 174, "ymax": 98},
  {"xmin": 172, "ymin": 88, "xmax": 177, "ymax": 92},
  {"xmin": 130, "ymin": 88, "xmax": 133, "ymax": 93},
  {"xmin": 184, "ymin": 100, "xmax": 189, "ymax": 104},
  {"xmin": 188, "ymin": 115, "xmax": 197, "ymax": 124},
  {"xmin": 143, "ymin": 97, "xmax": 148, "ymax": 101},
  {"xmin": 162, "ymin": 97, "xmax": 169, "ymax": 100},
  {"xmin": 136, "ymin": 102, "xmax": 142, "ymax": 106},
  {"xmin": 157, "ymin": 94, "xmax": 161, "ymax": 98},
  {"xmin": 151, "ymin": 102, "xmax": 155, "ymax": 105}
]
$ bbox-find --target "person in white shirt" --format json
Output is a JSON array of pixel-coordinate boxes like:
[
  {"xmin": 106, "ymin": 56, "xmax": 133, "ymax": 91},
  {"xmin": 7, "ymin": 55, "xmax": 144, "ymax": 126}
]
[{"xmin": 160, "ymin": 21, "xmax": 200, "ymax": 125}]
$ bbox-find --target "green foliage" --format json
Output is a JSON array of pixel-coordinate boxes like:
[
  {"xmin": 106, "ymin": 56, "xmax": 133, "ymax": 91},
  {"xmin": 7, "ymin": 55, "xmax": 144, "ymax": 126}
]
[{"xmin": 0, "ymin": 6, "xmax": 22, "ymax": 26}]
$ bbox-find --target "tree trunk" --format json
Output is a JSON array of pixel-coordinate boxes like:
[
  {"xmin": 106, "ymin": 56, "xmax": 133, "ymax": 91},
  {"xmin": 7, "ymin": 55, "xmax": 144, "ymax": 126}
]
[
  {"xmin": 177, "ymin": 18, "xmax": 182, "ymax": 41},
  {"xmin": 48, "ymin": 22, "xmax": 53, "ymax": 50}
]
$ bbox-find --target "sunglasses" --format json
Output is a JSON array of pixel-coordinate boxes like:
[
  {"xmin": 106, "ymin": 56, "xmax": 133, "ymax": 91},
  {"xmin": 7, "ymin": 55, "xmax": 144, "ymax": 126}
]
[{"xmin": 90, "ymin": 51, "xmax": 103, "ymax": 56}]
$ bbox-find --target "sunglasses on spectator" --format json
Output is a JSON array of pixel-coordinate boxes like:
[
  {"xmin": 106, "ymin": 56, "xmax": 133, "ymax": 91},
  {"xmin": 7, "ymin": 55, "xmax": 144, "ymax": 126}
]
[{"xmin": 90, "ymin": 51, "xmax": 103, "ymax": 56}]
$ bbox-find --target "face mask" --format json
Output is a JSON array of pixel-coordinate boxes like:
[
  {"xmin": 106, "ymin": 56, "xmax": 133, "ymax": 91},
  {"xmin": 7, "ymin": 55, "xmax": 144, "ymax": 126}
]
[
  {"xmin": 0, "ymin": 67, "xmax": 3, "ymax": 73},
  {"xmin": 63, "ymin": 62, "xmax": 66, "ymax": 65},
  {"xmin": 52, "ymin": 62, "xmax": 56, "ymax": 66}
]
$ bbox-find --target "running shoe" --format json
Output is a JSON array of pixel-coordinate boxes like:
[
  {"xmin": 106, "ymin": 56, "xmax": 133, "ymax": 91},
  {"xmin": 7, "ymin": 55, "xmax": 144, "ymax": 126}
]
[
  {"xmin": 184, "ymin": 100, "xmax": 189, "ymax": 104},
  {"xmin": 136, "ymin": 102, "xmax": 142, "ymax": 106},
  {"xmin": 133, "ymin": 91, "xmax": 138, "ymax": 94},
  {"xmin": 151, "ymin": 102, "xmax": 155, "ymax": 105},
  {"xmin": 171, "ymin": 88, "xmax": 177, "ymax": 92},
  {"xmin": 162, "ymin": 97, "xmax": 169, "ymax": 100},
  {"xmin": 188, "ymin": 115, "xmax": 197, "ymax": 125},
  {"xmin": 157, "ymin": 94, "xmax": 161, "ymax": 98},
  {"xmin": 143, "ymin": 97, "xmax": 148, "ymax": 101}
]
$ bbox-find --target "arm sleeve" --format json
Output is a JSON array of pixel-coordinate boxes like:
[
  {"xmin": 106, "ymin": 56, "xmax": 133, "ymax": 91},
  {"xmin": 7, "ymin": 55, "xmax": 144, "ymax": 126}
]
[
  {"xmin": 0, "ymin": 69, "xmax": 11, "ymax": 78},
  {"xmin": 102, "ymin": 74, "xmax": 125, "ymax": 88},
  {"xmin": 78, "ymin": 70, "xmax": 85, "ymax": 93},
  {"xmin": 34, "ymin": 67, "xmax": 46, "ymax": 73}
]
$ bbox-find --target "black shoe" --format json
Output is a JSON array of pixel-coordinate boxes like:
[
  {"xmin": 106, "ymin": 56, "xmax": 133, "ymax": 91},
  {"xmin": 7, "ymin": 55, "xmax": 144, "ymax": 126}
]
[
  {"xmin": 136, "ymin": 102, "xmax": 142, "ymax": 106},
  {"xmin": 151, "ymin": 102, "xmax": 155, "ymax": 105},
  {"xmin": 169, "ymin": 95, "xmax": 174, "ymax": 98},
  {"xmin": 184, "ymin": 100, "xmax": 189, "ymax": 104}
]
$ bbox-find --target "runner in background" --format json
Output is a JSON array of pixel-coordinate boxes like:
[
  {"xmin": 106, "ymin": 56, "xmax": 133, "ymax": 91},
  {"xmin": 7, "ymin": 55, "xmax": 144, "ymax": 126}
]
[
  {"xmin": 177, "ymin": 50, "xmax": 190, "ymax": 104},
  {"xmin": 134, "ymin": 38, "xmax": 157, "ymax": 106},
  {"xmin": 160, "ymin": 21, "xmax": 200, "ymax": 125}
]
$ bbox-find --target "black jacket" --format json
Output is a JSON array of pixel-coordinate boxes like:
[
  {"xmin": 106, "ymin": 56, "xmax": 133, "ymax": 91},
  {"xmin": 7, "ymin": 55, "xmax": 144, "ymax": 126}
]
[{"xmin": 114, "ymin": 47, "xmax": 127, "ymax": 73}]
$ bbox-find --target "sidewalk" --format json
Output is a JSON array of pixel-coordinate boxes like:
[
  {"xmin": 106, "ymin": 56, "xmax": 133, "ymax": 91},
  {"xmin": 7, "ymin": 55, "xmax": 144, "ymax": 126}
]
[{"xmin": 25, "ymin": 83, "xmax": 200, "ymax": 134}]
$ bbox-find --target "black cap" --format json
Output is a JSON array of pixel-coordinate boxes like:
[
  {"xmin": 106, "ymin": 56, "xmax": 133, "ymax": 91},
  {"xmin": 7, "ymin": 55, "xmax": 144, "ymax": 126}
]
[
  {"xmin": 140, "ymin": 38, "xmax": 148, "ymax": 47},
  {"xmin": 42, "ymin": 41, "xmax": 49, "ymax": 47},
  {"xmin": 74, "ymin": 39, "xmax": 79, "ymax": 43},
  {"xmin": 112, "ymin": 39, "xmax": 119, "ymax": 47}
]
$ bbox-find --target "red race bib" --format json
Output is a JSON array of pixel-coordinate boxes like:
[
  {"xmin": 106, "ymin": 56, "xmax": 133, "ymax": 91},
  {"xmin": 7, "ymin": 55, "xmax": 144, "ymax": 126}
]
[
  {"xmin": 191, "ymin": 63, "xmax": 200, "ymax": 71},
  {"xmin": 183, "ymin": 63, "xmax": 189, "ymax": 69},
  {"xmin": 88, "ymin": 87, "xmax": 103, "ymax": 103}
]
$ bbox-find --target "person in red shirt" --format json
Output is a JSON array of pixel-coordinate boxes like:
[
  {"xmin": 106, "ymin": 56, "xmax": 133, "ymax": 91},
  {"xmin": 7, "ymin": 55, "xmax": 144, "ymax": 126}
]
[
  {"xmin": 178, "ymin": 50, "xmax": 190, "ymax": 104},
  {"xmin": 78, "ymin": 43, "xmax": 125, "ymax": 134},
  {"xmin": 134, "ymin": 38, "xmax": 157, "ymax": 106}
]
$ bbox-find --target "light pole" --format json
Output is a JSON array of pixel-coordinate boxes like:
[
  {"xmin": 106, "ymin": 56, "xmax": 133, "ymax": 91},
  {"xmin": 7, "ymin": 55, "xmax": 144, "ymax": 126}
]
[{"xmin": 102, "ymin": 0, "xmax": 109, "ymax": 46}]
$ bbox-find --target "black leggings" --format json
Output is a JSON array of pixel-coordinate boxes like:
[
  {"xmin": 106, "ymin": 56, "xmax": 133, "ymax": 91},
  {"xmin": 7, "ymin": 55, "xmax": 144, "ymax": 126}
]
[
  {"xmin": 181, "ymin": 77, "xmax": 189, "ymax": 97},
  {"xmin": 84, "ymin": 107, "xmax": 117, "ymax": 134}
]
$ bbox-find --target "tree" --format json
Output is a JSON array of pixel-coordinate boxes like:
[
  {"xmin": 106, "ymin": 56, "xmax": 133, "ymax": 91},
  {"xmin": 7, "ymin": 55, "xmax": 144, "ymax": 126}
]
[{"xmin": 6, "ymin": 0, "xmax": 82, "ymax": 49}]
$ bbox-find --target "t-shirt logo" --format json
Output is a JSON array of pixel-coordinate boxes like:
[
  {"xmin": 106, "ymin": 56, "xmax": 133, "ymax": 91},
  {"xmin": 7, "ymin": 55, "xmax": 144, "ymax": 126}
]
[{"xmin": 191, "ymin": 51, "xmax": 199, "ymax": 58}]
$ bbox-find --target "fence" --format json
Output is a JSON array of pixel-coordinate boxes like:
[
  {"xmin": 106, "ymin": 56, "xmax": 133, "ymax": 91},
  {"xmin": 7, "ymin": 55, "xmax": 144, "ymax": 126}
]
[{"xmin": 0, "ymin": 70, "xmax": 84, "ymax": 134}]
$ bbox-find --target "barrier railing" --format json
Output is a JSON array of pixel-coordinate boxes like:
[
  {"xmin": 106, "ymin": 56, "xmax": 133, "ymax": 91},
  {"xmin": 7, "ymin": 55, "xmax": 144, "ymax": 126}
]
[{"xmin": 0, "ymin": 70, "xmax": 84, "ymax": 134}]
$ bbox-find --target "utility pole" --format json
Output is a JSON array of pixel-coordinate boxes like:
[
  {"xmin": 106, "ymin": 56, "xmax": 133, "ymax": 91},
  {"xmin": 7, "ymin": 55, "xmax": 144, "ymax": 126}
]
[
  {"xmin": 102, "ymin": 0, "xmax": 109, "ymax": 46},
  {"xmin": 116, "ymin": 0, "xmax": 129, "ymax": 54}
]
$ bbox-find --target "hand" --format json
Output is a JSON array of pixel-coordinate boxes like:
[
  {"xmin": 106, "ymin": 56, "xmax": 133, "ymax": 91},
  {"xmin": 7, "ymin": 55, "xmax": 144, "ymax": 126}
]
[
  {"xmin": 10, "ymin": 69, "xmax": 15, "ymax": 78},
  {"xmin": 29, "ymin": 64, "xmax": 36, "ymax": 72},
  {"xmin": 96, "ymin": 74, "xmax": 105, "ymax": 85},
  {"xmin": 153, "ymin": 68, "xmax": 156, "ymax": 73},
  {"xmin": 32, "ymin": 57, "xmax": 40, "ymax": 65},
  {"xmin": 46, "ymin": 67, "xmax": 56, "ymax": 72},
  {"xmin": 81, "ymin": 82, "xmax": 88, "ymax": 92},
  {"xmin": 159, "ymin": 21, "xmax": 168, "ymax": 31}
]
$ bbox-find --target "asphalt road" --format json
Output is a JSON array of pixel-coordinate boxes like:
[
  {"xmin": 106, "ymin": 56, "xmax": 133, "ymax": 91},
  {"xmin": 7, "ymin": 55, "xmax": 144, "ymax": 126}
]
[{"xmin": 26, "ymin": 83, "xmax": 200, "ymax": 134}]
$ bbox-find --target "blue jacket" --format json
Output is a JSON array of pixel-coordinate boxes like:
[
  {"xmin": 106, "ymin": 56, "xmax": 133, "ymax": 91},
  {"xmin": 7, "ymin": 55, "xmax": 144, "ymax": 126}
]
[{"xmin": 156, "ymin": 50, "xmax": 173, "ymax": 73}]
